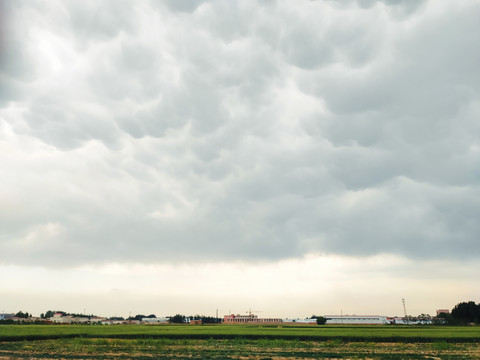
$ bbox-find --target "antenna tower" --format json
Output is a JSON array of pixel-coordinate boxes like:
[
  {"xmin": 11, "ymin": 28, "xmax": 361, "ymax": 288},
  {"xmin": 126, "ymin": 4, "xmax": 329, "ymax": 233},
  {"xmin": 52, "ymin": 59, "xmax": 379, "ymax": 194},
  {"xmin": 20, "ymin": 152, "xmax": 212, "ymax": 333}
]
[{"xmin": 402, "ymin": 298, "xmax": 408, "ymax": 324}]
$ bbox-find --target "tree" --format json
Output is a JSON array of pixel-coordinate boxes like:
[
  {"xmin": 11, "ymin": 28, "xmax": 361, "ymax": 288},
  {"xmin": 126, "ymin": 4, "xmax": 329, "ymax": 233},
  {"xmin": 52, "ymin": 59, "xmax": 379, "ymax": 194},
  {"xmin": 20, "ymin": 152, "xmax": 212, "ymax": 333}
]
[
  {"xmin": 433, "ymin": 313, "xmax": 452, "ymax": 325},
  {"xmin": 69, "ymin": 313, "xmax": 93, "ymax": 318},
  {"xmin": 404, "ymin": 315, "xmax": 417, "ymax": 324},
  {"xmin": 169, "ymin": 314, "xmax": 186, "ymax": 324},
  {"xmin": 451, "ymin": 301, "xmax": 480, "ymax": 324},
  {"xmin": 42, "ymin": 311, "xmax": 54, "ymax": 319},
  {"xmin": 14, "ymin": 311, "xmax": 29, "ymax": 319},
  {"xmin": 310, "ymin": 315, "xmax": 327, "ymax": 325},
  {"xmin": 201, "ymin": 316, "xmax": 221, "ymax": 324},
  {"xmin": 43, "ymin": 310, "xmax": 65, "ymax": 319},
  {"xmin": 186, "ymin": 315, "xmax": 221, "ymax": 324},
  {"xmin": 417, "ymin": 314, "xmax": 432, "ymax": 324}
]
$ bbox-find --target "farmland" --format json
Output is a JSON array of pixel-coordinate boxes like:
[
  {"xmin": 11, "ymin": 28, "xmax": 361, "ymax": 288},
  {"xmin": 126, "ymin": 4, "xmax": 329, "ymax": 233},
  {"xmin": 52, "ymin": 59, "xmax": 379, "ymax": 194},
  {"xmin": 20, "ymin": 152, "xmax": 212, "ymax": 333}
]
[{"xmin": 1, "ymin": 324, "xmax": 479, "ymax": 359}]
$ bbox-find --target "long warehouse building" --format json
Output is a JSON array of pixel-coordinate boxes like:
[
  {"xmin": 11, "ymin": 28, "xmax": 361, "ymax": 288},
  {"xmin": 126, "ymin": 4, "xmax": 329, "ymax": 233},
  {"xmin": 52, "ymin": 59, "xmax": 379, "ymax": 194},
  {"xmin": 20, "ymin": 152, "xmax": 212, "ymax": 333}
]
[{"xmin": 324, "ymin": 315, "xmax": 389, "ymax": 325}]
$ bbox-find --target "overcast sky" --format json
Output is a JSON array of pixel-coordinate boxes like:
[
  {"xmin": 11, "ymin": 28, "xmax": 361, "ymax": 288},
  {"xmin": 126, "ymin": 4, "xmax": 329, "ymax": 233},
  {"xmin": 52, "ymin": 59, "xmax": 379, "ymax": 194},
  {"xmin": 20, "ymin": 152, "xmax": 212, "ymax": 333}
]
[{"xmin": 1, "ymin": 0, "xmax": 479, "ymax": 318}]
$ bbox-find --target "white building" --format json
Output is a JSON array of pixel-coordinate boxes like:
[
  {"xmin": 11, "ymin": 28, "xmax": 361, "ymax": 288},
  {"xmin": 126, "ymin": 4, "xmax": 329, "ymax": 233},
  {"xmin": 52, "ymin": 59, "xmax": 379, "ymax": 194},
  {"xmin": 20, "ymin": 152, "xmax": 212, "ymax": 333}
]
[
  {"xmin": 223, "ymin": 314, "xmax": 283, "ymax": 323},
  {"xmin": 388, "ymin": 317, "xmax": 431, "ymax": 325},
  {"xmin": 74, "ymin": 317, "xmax": 89, "ymax": 324},
  {"xmin": 102, "ymin": 319, "xmax": 125, "ymax": 325},
  {"xmin": 51, "ymin": 313, "xmax": 66, "ymax": 323},
  {"xmin": 89, "ymin": 316, "xmax": 107, "ymax": 323},
  {"xmin": 324, "ymin": 315, "xmax": 389, "ymax": 325},
  {"xmin": 0, "ymin": 314, "xmax": 14, "ymax": 320},
  {"xmin": 388, "ymin": 317, "xmax": 406, "ymax": 325},
  {"xmin": 142, "ymin": 317, "xmax": 169, "ymax": 324},
  {"xmin": 51, "ymin": 315, "xmax": 75, "ymax": 324}
]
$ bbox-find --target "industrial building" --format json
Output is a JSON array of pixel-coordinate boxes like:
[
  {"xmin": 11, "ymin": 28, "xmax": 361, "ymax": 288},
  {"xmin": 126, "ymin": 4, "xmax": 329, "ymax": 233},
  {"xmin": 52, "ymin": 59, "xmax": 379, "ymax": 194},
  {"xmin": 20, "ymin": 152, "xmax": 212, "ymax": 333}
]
[
  {"xmin": 141, "ymin": 317, "xmax": 169, "ymax": 324},
  {"xmin": 224, "ymin": 313, "xmax": 393, "ymax": 325},
  {"xmin": 324, "ymin": 315, "xmax": 389, "ymax": 325},
  {"xmin": 223, "ymin": 314, "xmax": 283, "ymax": 324}
]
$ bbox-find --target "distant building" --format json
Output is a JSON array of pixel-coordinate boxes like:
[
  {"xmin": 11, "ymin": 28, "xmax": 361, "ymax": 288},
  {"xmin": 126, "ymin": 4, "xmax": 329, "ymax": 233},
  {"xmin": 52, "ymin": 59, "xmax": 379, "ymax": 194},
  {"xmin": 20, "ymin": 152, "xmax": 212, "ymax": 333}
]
[
  {"xmin": 89, "ymin": 316, "xmax": 107, "ymax": 323},
  {"xmin": 0, "ymin": 314, "xmax": 14, "ymax": 321},
  {"xmin": 387, "ymin": 316, "xmax": 431, "ymax": 325},
  {"xmin": 142, "ymin": 317, "xmax": 169, "ymax": 324},
  {"xmin": 23, "ymin": 317, "xmax": 41, "ymax": 323},
  {"xmin": 51, "ymin": 313, "xmax": 64, "ymax": 323},
  {"xmin": 387, "ymin": 317, "xmax": 407, "ymax": 325},
  {"xmin": 102, "ymin": 319, "xmax": 125, "ymax": 325},
  {"xmin": 74, "ymin": 317, "xmax": 89, "ymax": 324},
  {"xmin": 223, "ymin": 314, "xmax": 283, "ymax": 324},
  {"xmin": 56, "ymin": 316, "xmax": 74, "ymax": 324},
  {"xmin": 324, "ymin": 315, "xmax": 388, "ymax": 325},
  {"xmin": 125, "ymin": 320, "xmax": 141, "ymax": 325}
]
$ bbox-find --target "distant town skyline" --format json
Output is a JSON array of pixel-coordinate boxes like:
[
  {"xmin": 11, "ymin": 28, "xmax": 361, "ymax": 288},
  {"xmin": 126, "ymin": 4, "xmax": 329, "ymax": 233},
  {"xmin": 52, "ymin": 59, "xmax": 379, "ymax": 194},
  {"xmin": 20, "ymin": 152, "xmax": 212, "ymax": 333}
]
[
  {"xmin": 4, "ymin": 309, "xmax": 456, "ymax": 326},
  {"xmin": 1, "ymin": 0, "xmax": 479, "ymax": 318}
]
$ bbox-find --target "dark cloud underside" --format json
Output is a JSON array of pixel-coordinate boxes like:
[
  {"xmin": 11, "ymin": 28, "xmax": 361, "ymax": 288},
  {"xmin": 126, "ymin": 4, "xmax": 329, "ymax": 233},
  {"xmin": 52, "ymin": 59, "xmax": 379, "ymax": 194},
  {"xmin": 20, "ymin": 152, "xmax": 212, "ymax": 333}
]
[{"xmin": 1, "ymin": 0, "xmax": 479, "ymax": 266}]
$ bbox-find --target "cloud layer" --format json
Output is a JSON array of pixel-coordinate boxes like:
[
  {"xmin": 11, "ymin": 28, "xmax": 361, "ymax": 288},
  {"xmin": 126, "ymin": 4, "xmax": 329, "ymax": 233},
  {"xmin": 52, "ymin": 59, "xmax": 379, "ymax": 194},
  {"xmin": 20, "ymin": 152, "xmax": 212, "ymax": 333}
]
[{"xmin": 1, "ymin": 0, "xmax": 479, "ymax": 266}]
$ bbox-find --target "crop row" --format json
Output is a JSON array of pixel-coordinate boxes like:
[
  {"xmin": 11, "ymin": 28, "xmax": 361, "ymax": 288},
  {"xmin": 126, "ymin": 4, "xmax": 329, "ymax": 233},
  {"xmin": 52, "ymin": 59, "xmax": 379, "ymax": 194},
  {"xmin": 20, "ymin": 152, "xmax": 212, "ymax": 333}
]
[{"xmin": 1, "ymin": 324, "xmax": 480, "ymax": 343}]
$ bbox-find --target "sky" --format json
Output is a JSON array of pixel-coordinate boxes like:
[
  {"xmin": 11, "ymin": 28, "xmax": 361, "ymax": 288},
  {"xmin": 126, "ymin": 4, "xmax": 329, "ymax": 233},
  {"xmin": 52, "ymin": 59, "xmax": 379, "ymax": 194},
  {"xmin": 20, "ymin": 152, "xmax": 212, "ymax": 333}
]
[{"xmin": 1, "ymin": 0, "xmax": 479, "ymax": 319}]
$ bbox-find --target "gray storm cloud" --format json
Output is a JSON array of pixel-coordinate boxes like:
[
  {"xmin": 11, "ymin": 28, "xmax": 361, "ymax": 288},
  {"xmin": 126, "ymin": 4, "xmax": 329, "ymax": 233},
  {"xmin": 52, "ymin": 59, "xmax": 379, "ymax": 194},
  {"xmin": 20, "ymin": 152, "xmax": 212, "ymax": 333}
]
[{"xmin": 0, "ymin": 0, "xmax": 479, "ymax": 266}]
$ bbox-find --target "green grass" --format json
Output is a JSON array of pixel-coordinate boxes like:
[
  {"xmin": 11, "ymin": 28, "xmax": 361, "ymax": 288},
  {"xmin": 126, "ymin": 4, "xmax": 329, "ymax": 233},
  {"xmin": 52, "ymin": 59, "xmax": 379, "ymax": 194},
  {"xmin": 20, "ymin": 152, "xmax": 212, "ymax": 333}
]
[
  {"xmin": 0, "ymin": 324, "xmax": 479, "ymax": 342},
  {"xmin": 1, "ymin": 337, "xmax": 479, "ymax": 360}
]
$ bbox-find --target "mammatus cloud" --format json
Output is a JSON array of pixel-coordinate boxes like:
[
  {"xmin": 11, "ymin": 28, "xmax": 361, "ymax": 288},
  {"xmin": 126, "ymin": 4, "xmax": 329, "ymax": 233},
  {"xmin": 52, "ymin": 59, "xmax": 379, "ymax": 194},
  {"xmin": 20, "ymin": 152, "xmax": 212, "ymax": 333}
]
[{"xmin": 1, "ymin": 0, "xmax": 479, "ymax": 266}]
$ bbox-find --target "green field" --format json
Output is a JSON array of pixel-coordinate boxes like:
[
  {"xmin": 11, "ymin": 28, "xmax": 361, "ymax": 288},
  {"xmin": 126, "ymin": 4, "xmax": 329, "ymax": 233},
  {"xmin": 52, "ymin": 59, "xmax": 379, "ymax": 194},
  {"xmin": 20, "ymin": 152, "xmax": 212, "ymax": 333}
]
[
  {"xmin": 1, "ymin": 324, "xmax": 479, "ymax": 359},
  {"xmin": 1, "ymin": 324, "xmax": 480, "ymax": 342}
]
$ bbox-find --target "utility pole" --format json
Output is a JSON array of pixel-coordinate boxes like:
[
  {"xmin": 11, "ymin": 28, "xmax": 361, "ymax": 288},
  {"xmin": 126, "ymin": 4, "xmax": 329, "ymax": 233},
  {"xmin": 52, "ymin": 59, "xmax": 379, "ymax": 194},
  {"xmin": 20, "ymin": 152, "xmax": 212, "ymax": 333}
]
[{"xmin": 402, "ymin": 298, "xmax": 408, "ymax": 325}]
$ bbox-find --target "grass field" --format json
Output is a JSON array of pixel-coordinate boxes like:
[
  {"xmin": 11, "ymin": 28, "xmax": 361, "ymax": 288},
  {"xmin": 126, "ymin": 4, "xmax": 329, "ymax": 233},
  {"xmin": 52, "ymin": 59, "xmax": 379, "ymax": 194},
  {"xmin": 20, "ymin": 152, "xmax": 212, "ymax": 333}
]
[
  {"xmin": 1, "ymin": 324, "xmax": 480, "ymax": 342},
  {"xmin": 1, "ymin": 324, "xmax": 479, "ymax": 359}
]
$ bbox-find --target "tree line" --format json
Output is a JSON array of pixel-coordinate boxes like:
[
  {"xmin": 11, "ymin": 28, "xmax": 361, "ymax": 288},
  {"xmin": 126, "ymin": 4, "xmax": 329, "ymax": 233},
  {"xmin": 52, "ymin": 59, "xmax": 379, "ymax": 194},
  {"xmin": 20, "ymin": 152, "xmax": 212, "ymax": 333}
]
[
  {"xmin": 168, "ymin": 314, "xmax": 222, "ymax": 324},
  {"xmin": 438, "ymin": 301, "xmax": 480, "ymax": 325},
  {"xmin": 40, "ymin": 310, "xmax": 95, "ymax": 319}
]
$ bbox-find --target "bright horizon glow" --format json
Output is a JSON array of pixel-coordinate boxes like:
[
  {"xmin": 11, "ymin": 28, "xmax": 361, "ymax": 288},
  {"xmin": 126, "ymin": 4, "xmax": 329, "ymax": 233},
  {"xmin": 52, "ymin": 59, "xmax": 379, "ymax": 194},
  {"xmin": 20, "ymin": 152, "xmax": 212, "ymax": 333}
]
[{"xmin": 1, "ymin": 253, "xmax": 477, "ymax": 318}]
